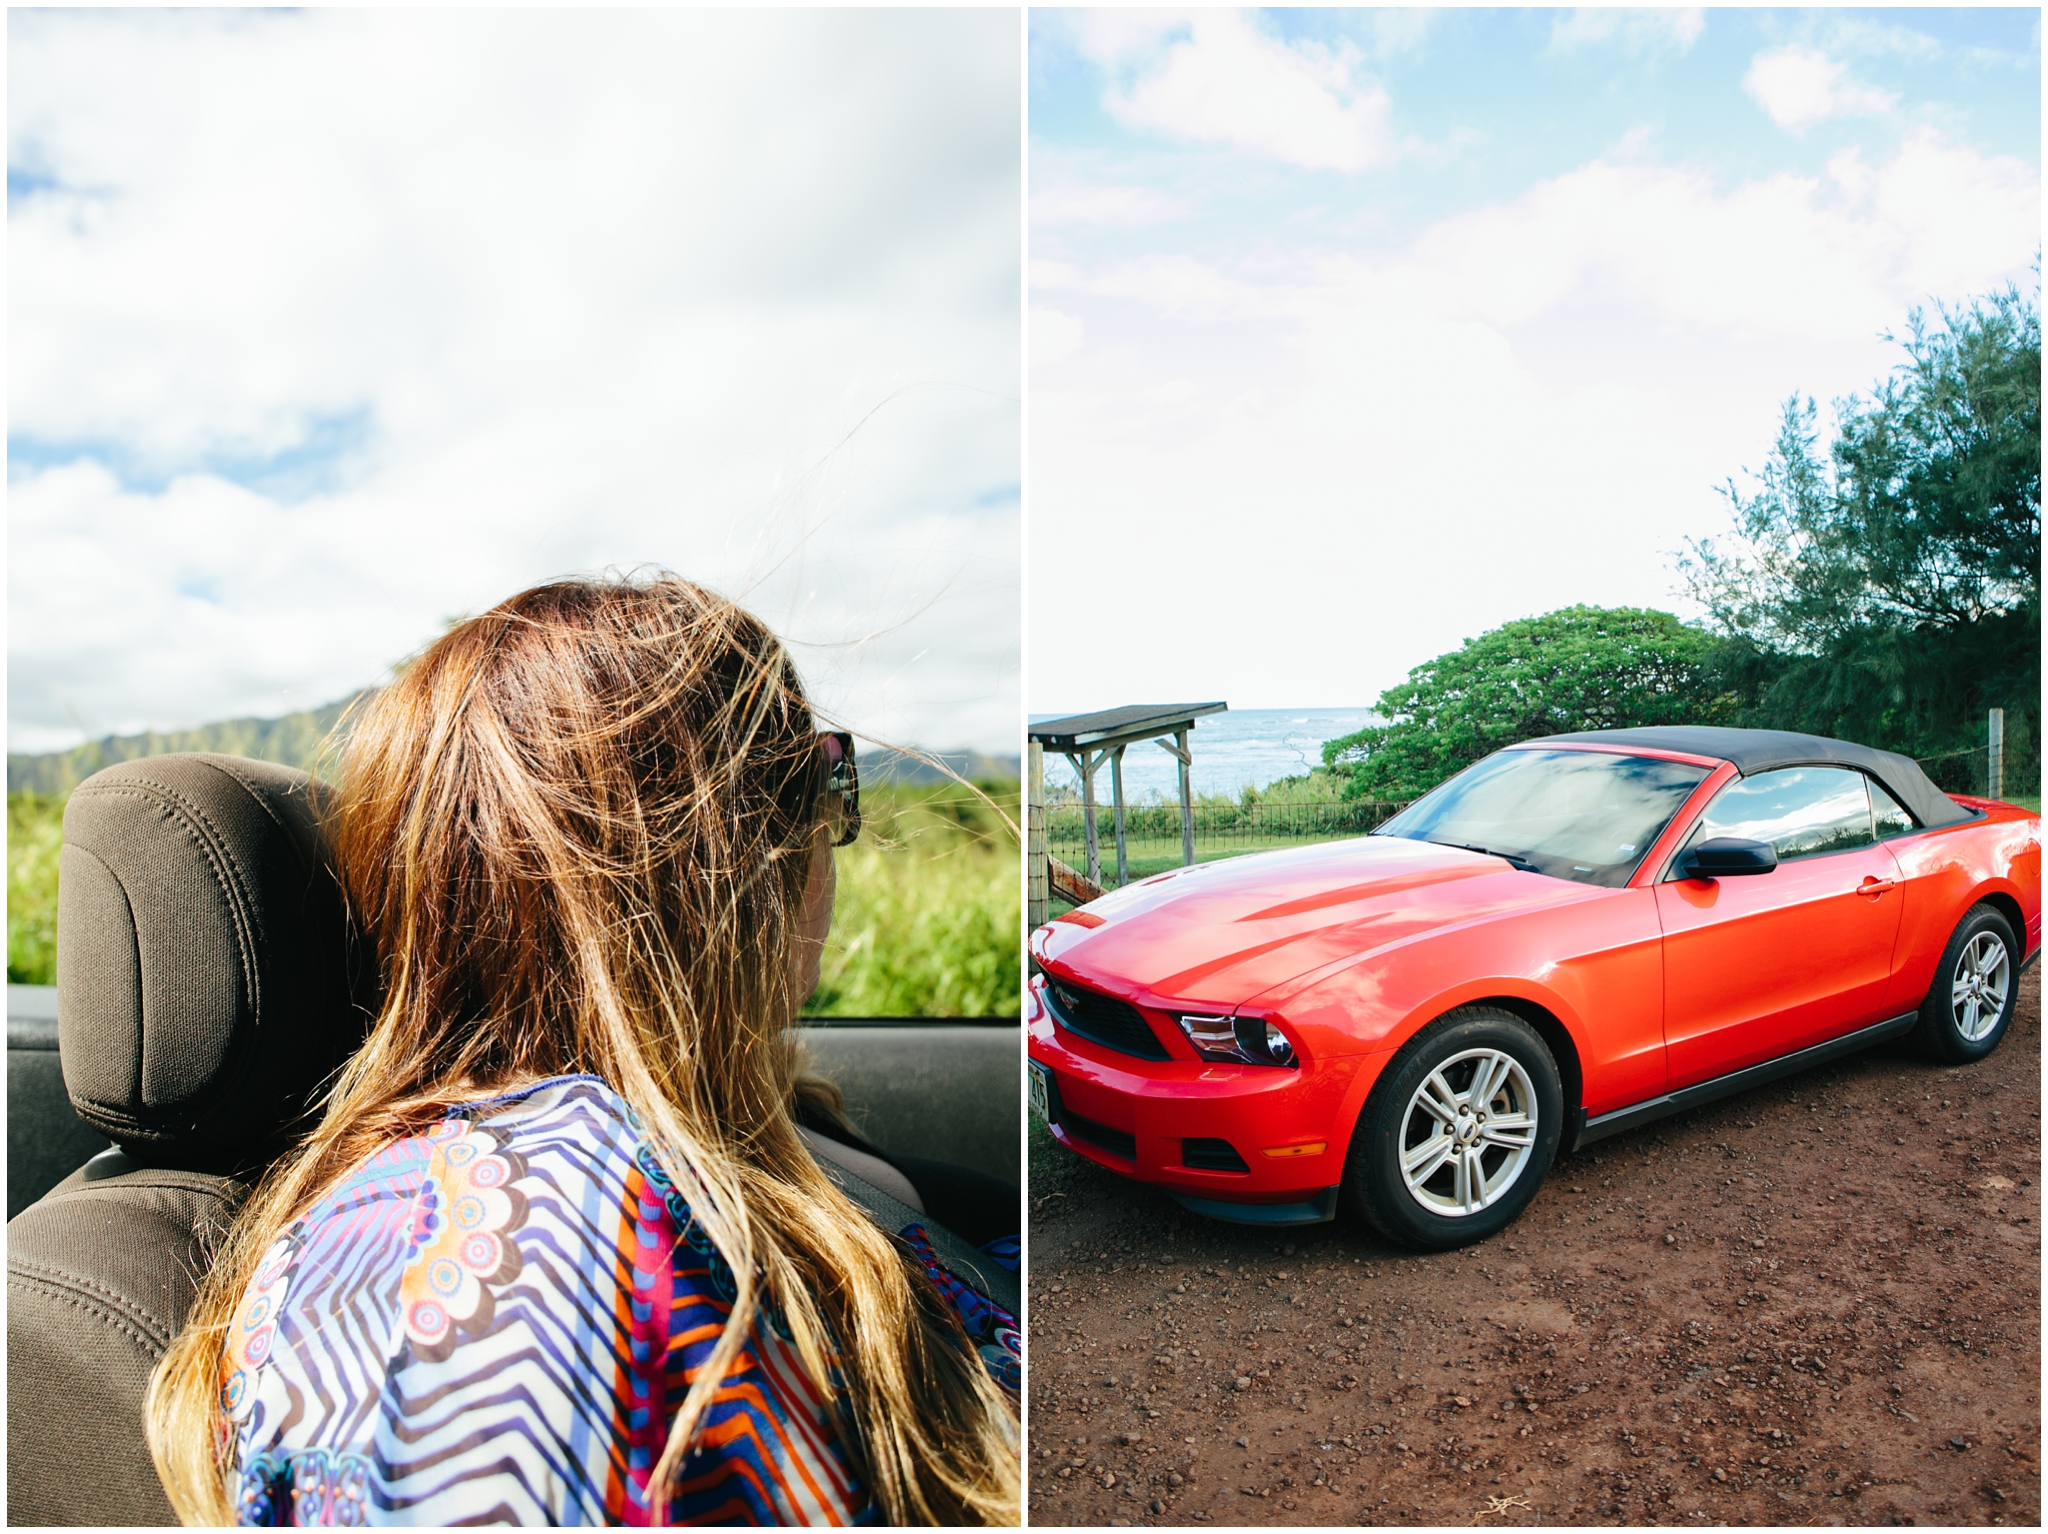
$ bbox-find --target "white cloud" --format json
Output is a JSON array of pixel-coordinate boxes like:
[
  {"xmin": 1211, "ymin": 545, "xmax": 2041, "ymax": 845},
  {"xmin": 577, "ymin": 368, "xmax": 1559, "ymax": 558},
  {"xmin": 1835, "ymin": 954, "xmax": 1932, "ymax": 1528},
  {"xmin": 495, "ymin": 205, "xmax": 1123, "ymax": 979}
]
[
  {"xmin": 1547, "ymin": 9, "xmax": 1705, "ymax": 57},
  {"xmin": 1745, "ymin": 45, "xmax": 1897, "ymax": 131},
  {"xmin": 1039, "ymin": 128, "xmax": 2036, "ymax": 347},
  {"xmin": 1398, "ymin": 128, "xmax": 2035, "ymax": 341},
  {"xmin": 1031, "ymin": 308, "xmax": 1086, "ymax": 367},
  {"xmin": 1064, "ymin": 8, "xmax": 1437, "ymax": 72},
  {"xmin": 1034, "ymin": 252, "xmax": 1287, "ymax": 324},
  {"xmin": 1100, "ymin": 12, "xmax": 1397, "ymax": 174},
  {"xmin": 8, "ymin": 10, "xmax": 1020, "ymax": 755},
  {"xmin": 1353, "ymin": 10, "xmax": 1441, "ymax": 63},
  {"xmin": 1031, "ymin": 181, "xmax": 1188, "ymax": 229},
  {"xmin": 1067, "ymin": 10, "xmax": 1202, "ymax": 70},
  {"xmin": 1815, "ymin": 16, "xmax": 1944, "ymax": 64},
  {"xmin": 1029, "ymin": 130, "xmax": 2038, "ymax": 711}
]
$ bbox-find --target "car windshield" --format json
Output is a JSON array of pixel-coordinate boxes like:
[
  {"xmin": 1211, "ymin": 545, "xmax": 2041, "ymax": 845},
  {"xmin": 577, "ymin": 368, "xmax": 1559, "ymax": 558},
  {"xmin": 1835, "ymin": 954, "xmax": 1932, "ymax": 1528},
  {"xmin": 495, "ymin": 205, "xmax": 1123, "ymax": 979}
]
[{"xmin": 1372, "ymin": 747, "xmax": 1712, "ymax": 887}]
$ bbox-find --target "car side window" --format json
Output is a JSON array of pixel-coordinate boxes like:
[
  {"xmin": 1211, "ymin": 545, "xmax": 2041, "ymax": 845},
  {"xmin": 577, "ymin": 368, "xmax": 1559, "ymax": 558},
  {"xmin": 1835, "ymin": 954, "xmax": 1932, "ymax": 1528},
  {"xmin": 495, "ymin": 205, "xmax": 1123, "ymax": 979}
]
[
  {"xmin": 1868, "ymin": 776, "xmax": 1917, "ymax": 838},
  {"xmin": 1681, "ymin": 766, "xmax": 1877, "ymax": 865}
]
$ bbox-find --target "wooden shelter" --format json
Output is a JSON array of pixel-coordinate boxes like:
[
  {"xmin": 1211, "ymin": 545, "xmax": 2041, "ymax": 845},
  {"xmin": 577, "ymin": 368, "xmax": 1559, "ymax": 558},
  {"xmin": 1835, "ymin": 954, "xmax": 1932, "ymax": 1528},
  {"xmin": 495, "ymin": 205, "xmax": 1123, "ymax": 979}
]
[{"xmin": 1027, "ymin": 703, "xmax": 1227, "ymax": 929}]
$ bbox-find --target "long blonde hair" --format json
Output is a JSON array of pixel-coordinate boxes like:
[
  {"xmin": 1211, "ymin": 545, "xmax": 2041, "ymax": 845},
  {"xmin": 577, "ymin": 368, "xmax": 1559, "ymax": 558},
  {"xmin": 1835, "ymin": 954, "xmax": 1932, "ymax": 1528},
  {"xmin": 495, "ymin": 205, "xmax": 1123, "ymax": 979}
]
[{"xmin": 145, "ymin": 574, "xmax": 1020, "ymax": 1525}]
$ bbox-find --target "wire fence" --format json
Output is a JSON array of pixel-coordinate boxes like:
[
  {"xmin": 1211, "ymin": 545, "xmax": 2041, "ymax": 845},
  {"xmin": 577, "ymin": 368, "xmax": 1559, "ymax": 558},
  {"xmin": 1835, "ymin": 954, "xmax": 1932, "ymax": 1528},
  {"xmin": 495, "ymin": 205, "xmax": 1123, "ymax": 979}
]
[
  {"xmin": 1045, "ymin": 798, "xmax": 1405, "ymax": 869},
  {"xmin": 1911, "ymin": 742, "xmax": 2036, "ymax": 802}
]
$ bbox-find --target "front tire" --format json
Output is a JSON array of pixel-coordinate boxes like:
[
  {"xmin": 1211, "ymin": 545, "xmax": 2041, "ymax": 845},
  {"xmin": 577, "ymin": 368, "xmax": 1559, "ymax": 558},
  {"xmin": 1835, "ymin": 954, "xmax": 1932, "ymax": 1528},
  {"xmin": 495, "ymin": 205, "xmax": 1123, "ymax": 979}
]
[
  {"xmin": 1911, "ymin": 904, "xmax": 2019, "ymax": 1063},
  {"xmin": 1343, "ymin": 1007, "xmax": 1562, "ymax": 1251}
]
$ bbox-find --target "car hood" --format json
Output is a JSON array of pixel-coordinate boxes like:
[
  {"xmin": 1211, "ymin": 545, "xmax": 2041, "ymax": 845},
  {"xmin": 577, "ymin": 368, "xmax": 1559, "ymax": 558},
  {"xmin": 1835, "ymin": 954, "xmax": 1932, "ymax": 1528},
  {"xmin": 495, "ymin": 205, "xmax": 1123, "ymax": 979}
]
[{"xmin": 1034, "ymin": 835, "xmax": 1595, "ymax": 1011}]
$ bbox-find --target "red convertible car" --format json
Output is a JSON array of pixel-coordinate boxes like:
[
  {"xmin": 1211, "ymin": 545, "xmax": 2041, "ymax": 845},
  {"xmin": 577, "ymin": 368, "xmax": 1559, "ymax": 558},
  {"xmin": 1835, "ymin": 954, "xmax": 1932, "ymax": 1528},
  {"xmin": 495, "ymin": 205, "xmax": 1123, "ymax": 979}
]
[{"xmin": 1027, "ymin": 727, "xmax": 2040, "ymax": 1251}]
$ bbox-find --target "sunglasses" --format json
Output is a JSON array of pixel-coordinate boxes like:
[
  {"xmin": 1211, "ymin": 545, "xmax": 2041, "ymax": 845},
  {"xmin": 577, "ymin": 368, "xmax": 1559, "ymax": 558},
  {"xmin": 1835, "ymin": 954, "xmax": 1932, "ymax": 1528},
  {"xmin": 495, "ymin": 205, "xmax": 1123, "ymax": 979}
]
[{"xmin": 817, "ymin": 731, "xmax": 860, "ymax": 846}]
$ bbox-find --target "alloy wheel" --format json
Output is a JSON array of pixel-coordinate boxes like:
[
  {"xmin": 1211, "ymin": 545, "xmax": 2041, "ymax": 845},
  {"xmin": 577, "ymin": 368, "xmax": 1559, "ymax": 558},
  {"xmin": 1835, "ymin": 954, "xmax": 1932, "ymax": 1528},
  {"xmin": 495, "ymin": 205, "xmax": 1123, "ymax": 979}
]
[
  {"xmin": 1951, "ymin": 931, "xmax": 2011, "ymax": 1042},
  {"xmin": 1398, "ymin": 1048, "xmax": 1538, "ymax": 1217}
]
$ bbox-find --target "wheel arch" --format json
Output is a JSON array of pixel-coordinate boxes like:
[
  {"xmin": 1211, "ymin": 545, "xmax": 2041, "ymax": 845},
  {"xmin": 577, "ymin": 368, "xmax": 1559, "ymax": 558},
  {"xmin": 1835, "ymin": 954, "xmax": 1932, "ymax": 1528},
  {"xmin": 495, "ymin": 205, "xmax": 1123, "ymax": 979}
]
[
  {"xmin": 1350, "ymin": 991, "xmax": 1587, "ymax": 1156},
  {"xmin": 1972, "ymin": 886, "xmax": 2028, "ymax": 956}
]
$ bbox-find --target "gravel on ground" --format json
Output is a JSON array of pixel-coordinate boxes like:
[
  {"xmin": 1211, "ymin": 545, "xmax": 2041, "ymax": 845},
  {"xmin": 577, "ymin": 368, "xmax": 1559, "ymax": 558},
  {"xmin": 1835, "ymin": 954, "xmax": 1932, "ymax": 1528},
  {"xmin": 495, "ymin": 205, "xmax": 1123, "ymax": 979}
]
[{"xmin": 1026, "ymin": 969, "xmax": 2041, "ymax": 1527}]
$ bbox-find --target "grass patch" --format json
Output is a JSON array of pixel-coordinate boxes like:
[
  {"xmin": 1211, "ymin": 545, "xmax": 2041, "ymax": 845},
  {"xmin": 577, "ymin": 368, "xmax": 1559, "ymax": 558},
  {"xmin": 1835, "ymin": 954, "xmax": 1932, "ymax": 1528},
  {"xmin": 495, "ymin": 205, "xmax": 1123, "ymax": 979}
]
[
  {"xmin": 807, "ymin": 779, "xmax": 1020, "ymax": 1018},
  {"xmin": 8, "ymin": 791, "xmax": 64, "ymax": 985},
  {"xmin": 1057, "ymin": 834, "xmax": 1361, "ymax": 888},
  {"xmin": 6, "ymin": 780, "xmax": 1022, "ymax": 1016},
  {"xmin": 1044, "ymin": 793, "xmax": 1399, "ymax": 896}
]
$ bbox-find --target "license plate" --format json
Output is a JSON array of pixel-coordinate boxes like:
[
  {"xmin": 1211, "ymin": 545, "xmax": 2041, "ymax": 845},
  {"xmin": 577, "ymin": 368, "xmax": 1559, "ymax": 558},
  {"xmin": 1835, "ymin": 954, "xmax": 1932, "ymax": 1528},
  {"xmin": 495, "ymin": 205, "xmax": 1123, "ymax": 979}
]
[{"xmin": 1029, "ymin": 1061, "xmax": 1050, "ymax": 1123}]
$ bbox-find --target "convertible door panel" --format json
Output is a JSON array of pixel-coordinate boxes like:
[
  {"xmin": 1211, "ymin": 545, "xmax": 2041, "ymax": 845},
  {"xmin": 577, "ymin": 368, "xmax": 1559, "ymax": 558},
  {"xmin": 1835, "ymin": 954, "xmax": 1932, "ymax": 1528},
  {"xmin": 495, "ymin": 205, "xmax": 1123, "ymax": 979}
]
[{"xmin": 1658, "ymin": 843, "xmax": 1905, "ymax": 1092}]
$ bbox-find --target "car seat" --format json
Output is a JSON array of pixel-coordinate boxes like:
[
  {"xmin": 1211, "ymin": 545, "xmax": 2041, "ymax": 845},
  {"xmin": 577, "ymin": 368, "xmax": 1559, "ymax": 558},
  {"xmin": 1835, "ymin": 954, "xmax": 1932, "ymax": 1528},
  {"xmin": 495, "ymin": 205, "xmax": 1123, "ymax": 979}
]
[
  {"xmin": 7, "ymin": 754, "xmax": 366, "ymax": 1525},
  {"xmin": 7, "ymin": 984, "xmax": 114, "ymax": 1219}
]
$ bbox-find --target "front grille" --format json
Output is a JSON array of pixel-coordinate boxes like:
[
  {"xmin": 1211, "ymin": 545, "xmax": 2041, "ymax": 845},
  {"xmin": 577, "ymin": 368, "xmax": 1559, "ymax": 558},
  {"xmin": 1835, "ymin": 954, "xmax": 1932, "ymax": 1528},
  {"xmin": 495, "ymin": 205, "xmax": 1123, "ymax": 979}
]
[
  {"xmin": 1064, "ymin": 1110, "xmax": 1137, "ymax": 1162},
  {"xmin": 1043, "ymin": 978, "xmax": 1170, "ymax": 1061},
  {"xmin": 1181, "ymin": 1137, "xmax": 1249, "ymax": 1173}
]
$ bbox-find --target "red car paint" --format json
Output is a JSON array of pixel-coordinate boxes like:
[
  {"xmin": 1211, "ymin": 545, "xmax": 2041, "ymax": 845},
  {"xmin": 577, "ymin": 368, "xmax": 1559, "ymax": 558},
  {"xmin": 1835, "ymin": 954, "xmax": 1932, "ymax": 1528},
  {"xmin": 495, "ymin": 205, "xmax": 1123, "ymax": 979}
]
[{"xmin": 1027, "ymin": 747, "xmax": 2040, "ymax": 1215}]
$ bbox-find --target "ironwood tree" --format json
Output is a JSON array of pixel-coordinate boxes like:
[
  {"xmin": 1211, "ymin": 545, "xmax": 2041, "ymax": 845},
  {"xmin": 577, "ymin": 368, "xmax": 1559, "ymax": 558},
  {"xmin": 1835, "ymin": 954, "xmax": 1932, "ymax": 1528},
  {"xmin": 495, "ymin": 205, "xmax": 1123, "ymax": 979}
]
[{"xmin": 1678, "ymin": 284, "xmax": 2040, "ymax": 792}]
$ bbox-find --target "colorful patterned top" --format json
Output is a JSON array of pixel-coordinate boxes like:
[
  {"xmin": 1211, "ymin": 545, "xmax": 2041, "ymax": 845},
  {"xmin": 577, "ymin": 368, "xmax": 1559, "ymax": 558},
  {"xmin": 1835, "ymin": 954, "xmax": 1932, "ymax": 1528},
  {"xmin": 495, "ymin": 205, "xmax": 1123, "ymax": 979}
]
[{"xmin": 220, "ymin": 1075, "xmax": 1019, "ymax": 1526}]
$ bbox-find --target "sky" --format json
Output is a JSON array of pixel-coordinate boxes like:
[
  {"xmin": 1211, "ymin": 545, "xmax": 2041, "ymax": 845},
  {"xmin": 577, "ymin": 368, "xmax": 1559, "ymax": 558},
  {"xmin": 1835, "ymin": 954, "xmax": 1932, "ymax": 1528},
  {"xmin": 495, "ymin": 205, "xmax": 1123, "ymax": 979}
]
[
  {"xmin": 1029, "ymin": 7, "xmax": 2039, "ymax": 713},
  {"xmin": 9, "ymin": 10, "xmax": 1020, "ymax": 757}
]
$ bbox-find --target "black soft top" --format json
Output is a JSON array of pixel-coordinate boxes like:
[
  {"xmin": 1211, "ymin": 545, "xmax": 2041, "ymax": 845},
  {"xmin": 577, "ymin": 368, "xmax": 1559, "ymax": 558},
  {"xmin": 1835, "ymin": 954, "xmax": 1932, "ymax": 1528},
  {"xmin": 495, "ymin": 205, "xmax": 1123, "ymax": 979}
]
[{"xmin": 1525, "ymin": 726, "xmax": 1974, "ymax": 830}]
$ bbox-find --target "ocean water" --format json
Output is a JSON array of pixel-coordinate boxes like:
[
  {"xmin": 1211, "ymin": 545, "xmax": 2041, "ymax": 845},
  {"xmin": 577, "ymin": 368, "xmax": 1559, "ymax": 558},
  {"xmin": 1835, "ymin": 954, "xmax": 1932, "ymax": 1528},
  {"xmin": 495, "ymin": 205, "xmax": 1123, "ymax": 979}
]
[{"xmin": 1029, "ymin": 707, "xmax": 1380, "ymax": 801}]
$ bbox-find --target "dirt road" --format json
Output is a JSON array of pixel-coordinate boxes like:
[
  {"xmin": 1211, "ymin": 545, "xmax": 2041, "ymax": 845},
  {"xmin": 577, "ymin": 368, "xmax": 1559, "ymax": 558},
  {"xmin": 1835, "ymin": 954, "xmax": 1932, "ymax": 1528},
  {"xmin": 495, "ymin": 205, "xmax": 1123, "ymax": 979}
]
[{"xmin": 1026, "ymin": 970, "xmax": 2041, "ymax": 1527}]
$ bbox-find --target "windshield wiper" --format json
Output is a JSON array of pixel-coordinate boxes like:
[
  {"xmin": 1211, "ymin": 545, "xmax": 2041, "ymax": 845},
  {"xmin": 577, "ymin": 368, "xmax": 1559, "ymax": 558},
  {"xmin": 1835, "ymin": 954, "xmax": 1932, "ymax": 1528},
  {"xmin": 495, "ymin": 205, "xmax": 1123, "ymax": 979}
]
[{"xmin": 1438, "ymin": 841, "xmax": 1542, "ymax": 873}]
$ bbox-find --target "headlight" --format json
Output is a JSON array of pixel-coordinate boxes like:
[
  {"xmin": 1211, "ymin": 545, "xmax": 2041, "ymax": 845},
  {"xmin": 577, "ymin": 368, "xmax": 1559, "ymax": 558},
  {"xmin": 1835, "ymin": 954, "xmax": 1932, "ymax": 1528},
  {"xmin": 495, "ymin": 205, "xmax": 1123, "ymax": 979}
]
[
  {"xmin": 1176, "ymin": 1014, "xmax": 1298, "ymax": 1068},
  {"xmin": 1176, "ymin": 1014, "xmax": 1239, "ymax": 1057}
]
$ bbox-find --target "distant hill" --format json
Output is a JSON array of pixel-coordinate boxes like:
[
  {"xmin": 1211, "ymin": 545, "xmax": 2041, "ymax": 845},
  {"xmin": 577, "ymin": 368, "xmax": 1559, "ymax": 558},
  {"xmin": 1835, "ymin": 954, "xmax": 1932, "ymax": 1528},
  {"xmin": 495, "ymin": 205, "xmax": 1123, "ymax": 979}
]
[
  {"xmin": 8, "ymin": 696, "xmax": 1017, "ymax": 794},
  {"xmin": 864, "ymin": 748, "xmax": 1021, "ymax": 785},
  {"xmin": 7, "ymin": 696, "xmax": 367, "ymax": 794}
]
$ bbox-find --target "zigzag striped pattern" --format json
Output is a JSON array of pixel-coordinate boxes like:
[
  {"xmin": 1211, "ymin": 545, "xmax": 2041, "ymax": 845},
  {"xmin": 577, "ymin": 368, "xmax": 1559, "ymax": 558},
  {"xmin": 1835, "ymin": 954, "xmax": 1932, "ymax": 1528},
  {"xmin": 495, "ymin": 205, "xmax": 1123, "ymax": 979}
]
[{"xmin": 222, "ymin": 1074, "xmax": 1008, "ymax": 1526}]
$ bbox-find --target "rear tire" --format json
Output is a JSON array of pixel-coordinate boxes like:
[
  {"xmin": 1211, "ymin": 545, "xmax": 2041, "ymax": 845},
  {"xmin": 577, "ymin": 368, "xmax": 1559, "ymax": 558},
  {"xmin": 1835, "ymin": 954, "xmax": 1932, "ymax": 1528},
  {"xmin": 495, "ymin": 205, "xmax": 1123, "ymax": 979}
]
[
  {"xmin": 1911, "ymin": 904, "xmax": 2019, "ymax": 1064},
  {"xmin": 1343, "ymin": 1007, "xmax": 1562, "ymax": 1252}
]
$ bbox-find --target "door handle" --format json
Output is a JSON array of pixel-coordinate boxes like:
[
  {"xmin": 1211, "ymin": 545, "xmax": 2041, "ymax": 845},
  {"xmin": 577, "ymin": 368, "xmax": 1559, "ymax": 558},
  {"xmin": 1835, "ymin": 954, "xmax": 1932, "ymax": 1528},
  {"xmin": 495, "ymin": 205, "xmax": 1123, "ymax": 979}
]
[{"xmin": 1856, "ymin": 876, "xmax": 1896, "ymax": 896}]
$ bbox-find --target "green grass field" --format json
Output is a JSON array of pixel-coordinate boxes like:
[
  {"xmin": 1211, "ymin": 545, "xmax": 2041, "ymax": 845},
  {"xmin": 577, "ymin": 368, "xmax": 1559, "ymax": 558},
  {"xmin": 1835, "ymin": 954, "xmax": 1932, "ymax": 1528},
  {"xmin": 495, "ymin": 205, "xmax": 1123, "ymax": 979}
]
[
  {"xmin": 807, "ymin": 779, "xmax": 1020, "ymax": 1016},
  {"xmin": 1045, "ymin": 793, "xmax": 1394, "ymax": 904},
  {"xmin": 1052, "ymin": 831, "xmax": 1362, "ymax": 890},
  {"xmin": 7, "ymin": 791, "xmax": 64, "ymax": 987},
  {"xmin": 7, "ymin": 781, "xmax": 1021, "ymax": 1016}
]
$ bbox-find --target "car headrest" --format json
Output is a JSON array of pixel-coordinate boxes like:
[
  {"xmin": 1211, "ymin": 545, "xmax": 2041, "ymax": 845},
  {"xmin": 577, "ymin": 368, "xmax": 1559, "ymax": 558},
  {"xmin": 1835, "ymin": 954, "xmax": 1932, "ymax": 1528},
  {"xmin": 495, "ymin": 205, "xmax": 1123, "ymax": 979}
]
[{"xmin": 55, "ymin": 754, "xmax": 368, "ymax": 1165}]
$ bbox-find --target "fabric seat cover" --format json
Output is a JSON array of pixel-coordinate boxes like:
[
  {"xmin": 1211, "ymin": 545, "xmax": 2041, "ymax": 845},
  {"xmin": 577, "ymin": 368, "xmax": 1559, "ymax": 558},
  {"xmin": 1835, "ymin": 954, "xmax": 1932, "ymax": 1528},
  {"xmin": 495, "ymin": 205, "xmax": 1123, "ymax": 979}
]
[{"xmin": 7, "ymin": 755, "xmax": 364, "ymax": 1526}]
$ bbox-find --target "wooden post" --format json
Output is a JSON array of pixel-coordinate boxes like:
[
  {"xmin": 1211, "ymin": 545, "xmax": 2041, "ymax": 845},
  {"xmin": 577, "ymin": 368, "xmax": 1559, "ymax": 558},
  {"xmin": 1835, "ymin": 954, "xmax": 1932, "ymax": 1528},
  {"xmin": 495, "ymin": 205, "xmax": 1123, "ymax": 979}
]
[
  {"xmin": 1110, "ymin": 744, "xmax": 1129, "ymax": 888},
  {"xmin": 1152, "ymin": 730, "xmax": 1196, "ymax": 868},
  {"xmin": 1048, "ymin": 856, "xmax": 1105, "ymax": 908},
  {"xmin": 1177, "ymin": 727, "xmax": 1194, "ymax": 867},
  {"xmin": 1989, "ymin": 708, "xmax": 2005, "ymax": 801},
  {"xmin": 1027, "ymin": 741, "xmax": 1047, "ymax": 932},
  {"xmin": 1077, "ymin": 749, "xmax": 1102, "ymax": 888}
]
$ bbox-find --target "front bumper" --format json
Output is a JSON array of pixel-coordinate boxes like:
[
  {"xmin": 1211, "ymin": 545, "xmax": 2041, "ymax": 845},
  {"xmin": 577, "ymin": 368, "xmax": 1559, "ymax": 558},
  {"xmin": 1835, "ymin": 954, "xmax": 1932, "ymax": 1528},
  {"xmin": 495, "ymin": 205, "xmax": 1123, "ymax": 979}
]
[{"xmin": 1026, "ymin": 976, "xmax": 1382, "ymax": 1219}]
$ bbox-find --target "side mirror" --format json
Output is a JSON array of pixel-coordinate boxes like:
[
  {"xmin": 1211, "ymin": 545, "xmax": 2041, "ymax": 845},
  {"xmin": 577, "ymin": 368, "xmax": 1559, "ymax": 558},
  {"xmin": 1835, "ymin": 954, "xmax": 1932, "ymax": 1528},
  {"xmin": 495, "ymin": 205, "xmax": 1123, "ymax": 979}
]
[{"xmin": 1676, "ymin": 837, "xmax": 1778, "ymax": 879}]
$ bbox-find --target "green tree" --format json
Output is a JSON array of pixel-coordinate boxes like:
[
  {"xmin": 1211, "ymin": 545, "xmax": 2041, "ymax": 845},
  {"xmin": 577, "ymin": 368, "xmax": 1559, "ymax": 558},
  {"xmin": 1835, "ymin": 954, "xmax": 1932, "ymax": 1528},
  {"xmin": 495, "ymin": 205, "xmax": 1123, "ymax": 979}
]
[
  {"xmin": 1677, "ymin": 285, "xmax": 2040, "ymax": 791},
  {"xmin": 1322, "ymin": 606, "xmax": 1732, "ymax": 801}
]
